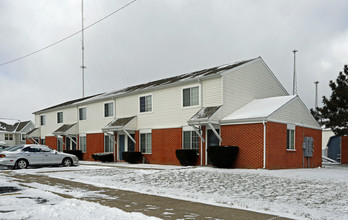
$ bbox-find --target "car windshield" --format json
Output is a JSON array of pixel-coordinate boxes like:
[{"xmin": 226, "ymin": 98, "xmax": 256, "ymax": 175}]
[{"xmin": 4, "ymin": 145, "xmax": 25, "ymax": 152}]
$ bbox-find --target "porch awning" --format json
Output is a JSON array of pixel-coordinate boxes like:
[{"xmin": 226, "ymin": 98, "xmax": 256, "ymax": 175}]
[
  {"xmin": 26, "ymin": 127, "xmax": 41, "ymax": 138},
  {"xmin": 102, "ymin": 116, "xmax": 136, "ymax": 132},
  {"xmin": 188, "ymin": 106, "xmax": 222, "ymax": 125},
  {"xmin": 187, "ymin": 106, "xmax": 222, "ymax": 142},
  {"xmin": 53, "ymin": 123, "xmax": 78, "ymax": 136}
]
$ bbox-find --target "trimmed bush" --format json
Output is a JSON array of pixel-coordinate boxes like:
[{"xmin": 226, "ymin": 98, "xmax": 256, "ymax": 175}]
[
  {"xmin": 92, "ymin": 152, "xmax": 114, "ymax": 162},
  {"xmin": 63, "ymin": 150, "xmax": 83, "ymax": 160},
  {"xmin": 176, "ymin": 149, "xmax": 198, "ymax": 166},
  {"xmin": 122, "ymin": 152, "xmax": 142, "ymax": 164},
  {"xmin": 207, "ymin": 146, "xmax": 239, "ymax": 168}
]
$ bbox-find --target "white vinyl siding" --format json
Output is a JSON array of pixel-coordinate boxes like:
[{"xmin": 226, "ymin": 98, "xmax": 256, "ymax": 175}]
[
  {"xmin": 104, "ymin": 102, "xmax": 114, "ymax": 117},
  {"xmin": 79, "ymin": 135, "xmax": 87, "ymax": 153},
  {"xmin": 271, "ymin": 99, "xmax": 320, "ymax": 128},
  {"xmin": 222, "ymin": 59, "xmax": 287, "ymax": 118},
  {"xmin": 140, "ymin": 133, "xmax": 152, "ymax": 154}
]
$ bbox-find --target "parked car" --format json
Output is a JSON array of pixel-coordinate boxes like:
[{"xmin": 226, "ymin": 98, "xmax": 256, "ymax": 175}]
[
  {"xmin": 0, "ymin": 145, "xmax": 9, "ymax": 153},
  {"xmin": 0, "ymin": 144, "xmax": 79, "ymax": 169}
]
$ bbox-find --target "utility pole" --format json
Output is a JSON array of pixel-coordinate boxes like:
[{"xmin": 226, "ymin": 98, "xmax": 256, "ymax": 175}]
[
  {"xmin": 81, "ymin": 0, "xmax": 86, "ymax": 98},
  {"xmin": 314, "ymin": 81, "xmax": 319, "ymax": 108},
  {"xmin": 292, "ymin": 49, "xmax": 298, "ymax": 95}
]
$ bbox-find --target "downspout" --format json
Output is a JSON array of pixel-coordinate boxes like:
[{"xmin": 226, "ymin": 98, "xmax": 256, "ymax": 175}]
[
  {"xmin": 263, "ymin": 120, "xmax": 266, "ymax": 169},
  {"xmin": 200, "ymin": 126, "xmax": 203, "ymax": 166}
]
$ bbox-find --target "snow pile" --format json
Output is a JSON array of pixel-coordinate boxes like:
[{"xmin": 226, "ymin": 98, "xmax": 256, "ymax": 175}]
[
  {"xmin": 43, "ymin": 164, "xmax": 348, "ymax": 220},
  {"xmin": 0, "ymin": 173, "xmax": 159, "ymax": 220}
]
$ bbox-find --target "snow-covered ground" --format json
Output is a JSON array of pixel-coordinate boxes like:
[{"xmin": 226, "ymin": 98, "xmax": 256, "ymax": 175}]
[{"xmin": 2, "ymin": 162, "xmax": 348, "ymax": 220}]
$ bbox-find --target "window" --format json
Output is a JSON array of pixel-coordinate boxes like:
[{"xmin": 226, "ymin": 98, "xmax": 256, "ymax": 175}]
[
  {"xmin": 79, "ymin": 107, "xmax": 87, "ymax": 120},
  {"xmin": 140, "ymin": 133, "xmax": 152, "ymax": 154},
  {"xmin": 104, "ymin": 102, "xmax": 114, "ymax": 117},
  {"xmin": 57, "ymin": 137, "xmax": 63, "ymax": 152},
  {"xmin": 40, "ymin": 115, "xmax": 46, "ymax": 125},
  {"xmin": 139, "ymin": 95, "xmax": 152, "ymax": 113},
  {"xmin": 104, "ymin": 135, "xmax": 113, "ymax": 152},
  {"xmin": 79, "ymin": 135, "xmax": 87, "ymax": 153},
  {"xmin": 183, "ymin": 86, "xmax": 199, "ymax": 107},
  {"xmin": 57, "ymin": 112, "xmax": 63, "ymax": 123},
  {"xmin": 5, "ymin": 134, "xmax": 13, "ymax": 141},
  {"xmin": 21, "ymin": 134, "xmax": 26, "ymax": 141},
  {"xmin": 183, "ymin": 131, "xmax": 199, "ymax": 152},
  {"xmin": 40, "ymin": 138, "xmax": 45, "ymax": 145},
  {"xmin": 287, "ymin": 124, "xmax": 295, "ymax": 150}
]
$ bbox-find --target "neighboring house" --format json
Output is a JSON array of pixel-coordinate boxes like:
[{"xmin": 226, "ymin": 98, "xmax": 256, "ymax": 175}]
[
  {"xmin": 29, "ymin": 57, "xmax": 322, "ymax": 169},
  {"xmin": 0, "ymin": 119, "xmax": 35, "ymax": 146}
]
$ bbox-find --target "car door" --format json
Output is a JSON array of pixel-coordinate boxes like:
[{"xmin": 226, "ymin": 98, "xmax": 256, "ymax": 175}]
[
  {"xmin": 22, "ymin": 146, "xmax": 44, "ymax": 165},
  {"xmin": 40, "ymin": 145, "xmax": 62, "ymax": 165}
]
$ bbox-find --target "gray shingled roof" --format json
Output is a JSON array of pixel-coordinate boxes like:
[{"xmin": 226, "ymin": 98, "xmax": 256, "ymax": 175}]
[
  {"xmin": 35, "ymin": 58, "xmax": 256, "ymax": 114},
  {"xmin": 0, "ymin": 120, "xmax": 31, "ymax": 132}
]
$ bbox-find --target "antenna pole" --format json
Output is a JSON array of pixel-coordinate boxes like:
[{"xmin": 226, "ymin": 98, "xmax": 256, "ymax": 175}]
[
  {"xmin": 292, "ymin": 49, "xmax": 298, "ymax": 95},
  {"xmin": 314, "ymin": 81, "xmax": 319, "ymax": 108},
  {"xmin": 81, "ymin": 0, "xmax": 86, "ymax": 97}
]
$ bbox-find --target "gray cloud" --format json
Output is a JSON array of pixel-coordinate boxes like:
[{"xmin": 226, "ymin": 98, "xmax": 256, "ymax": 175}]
[{"xmin": 0, "ymin": 0, "xmax": 347, "ymax": 121}]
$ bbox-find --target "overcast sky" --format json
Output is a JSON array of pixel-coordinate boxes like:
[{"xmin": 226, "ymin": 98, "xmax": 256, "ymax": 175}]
[{"xmin": 1, "ymin": 0, "xmax": 347, "ymax": 122}]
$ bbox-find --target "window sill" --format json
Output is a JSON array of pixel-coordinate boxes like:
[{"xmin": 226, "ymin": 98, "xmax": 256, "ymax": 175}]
[
  {"xmin": 142, "ymin": 153, "xmax": 152, "ymax": 155},
  {"xmin": 286, "ymin": 149, "xmax": 296, "ymax": 152}
]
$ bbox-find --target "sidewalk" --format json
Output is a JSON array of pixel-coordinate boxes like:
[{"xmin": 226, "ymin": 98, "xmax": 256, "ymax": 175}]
[{"xmin": 6, "ymin": 171, "xmax": 291, "ymax": 220}]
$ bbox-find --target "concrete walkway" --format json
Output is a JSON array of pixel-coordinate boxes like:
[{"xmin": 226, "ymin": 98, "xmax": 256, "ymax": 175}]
[{"xmin": 5, "ymin": 171, "xmax": 291, "ymax": 220}]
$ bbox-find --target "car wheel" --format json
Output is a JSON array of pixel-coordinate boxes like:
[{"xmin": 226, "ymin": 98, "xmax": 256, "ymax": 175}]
[
  {"xmin": 16, "ymin": 159, "xmax": 28, "ymax": 169},
  {"xmin": 62, "ymin": 158, "xmax": 72, "ymax": 167}
]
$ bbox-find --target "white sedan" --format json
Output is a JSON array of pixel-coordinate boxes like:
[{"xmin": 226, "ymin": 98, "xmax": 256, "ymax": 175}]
[{"xmin": 0, "ymin": 144, "xmax": 79, "ymax": 169}]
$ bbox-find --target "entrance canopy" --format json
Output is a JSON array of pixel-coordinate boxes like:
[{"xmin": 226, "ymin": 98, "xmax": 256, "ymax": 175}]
[
  {"xmin": 102, "ymin": 116, "xmax": 137, "ymax": 144},
  {"xmin": 187, "ymin": 106, "xmax": 222, "ymax": 142},
  {"xmin": 53, "ymin": 123, "xmax": 78, "ymax": 136},
  {"xmin": 25, "ymin": 127, "xmax": 41, "ymax": 144}
]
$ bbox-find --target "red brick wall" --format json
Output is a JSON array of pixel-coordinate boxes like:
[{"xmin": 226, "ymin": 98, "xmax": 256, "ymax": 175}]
[
  {"xmin": 45, "ymin": 136, "xmax": 57, "ymax": 150},
  {"xmin": 221, "ymin": 124, "xmax": 264, "ymax": 169},
  {"xmin": 143, "ymin": 128, "xmax": 183, "ymax": 165},
  {"xmin": 341, "ymin": 136, "xmax": 348, "ymax": 164},
  {"xmin": 221, "ymin": 122, "xmax": 322, "ymax": 169},
  {"xmin": 85, "ymin": 133, "xmax": 105, "ymax": 161},
  {"xmin": 266, "ymin": 122, "xmax": 322, "ymax": 169}
]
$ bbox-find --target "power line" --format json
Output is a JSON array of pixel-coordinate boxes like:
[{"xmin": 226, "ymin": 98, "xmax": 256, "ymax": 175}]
[{"xmin": 0, "ymin": 0, "xmax": 137, "ymax": 67}]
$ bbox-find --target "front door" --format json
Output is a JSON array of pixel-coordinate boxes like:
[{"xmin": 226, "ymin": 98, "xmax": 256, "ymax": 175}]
[
  {"xmin": 118, "ymin": 134, "xmax": 125, "ymax": 160},
  {"xmin": 207, "ymin": 129, "xmax": 220, "ymax": 165}
]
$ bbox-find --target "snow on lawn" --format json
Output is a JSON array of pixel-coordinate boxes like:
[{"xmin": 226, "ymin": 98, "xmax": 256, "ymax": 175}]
[
  {"xmin": 25, "ymin": 163, "xmax": 348, "ymax": 220},
  {"xmin": 0, "ymin": 172, "xmax": 159, "ymax": 220}
]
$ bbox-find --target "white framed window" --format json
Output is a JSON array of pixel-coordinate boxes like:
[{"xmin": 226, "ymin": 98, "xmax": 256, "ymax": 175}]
[
  {"xmin": 104, "ymin": 135, "xmax": 113, "ymax": 153},
  {"xmin": 182, "ymin": 85, "xmax": 200, "ymax": 108},
  {"xmin": 183, "ymin": 131, "xmax": 199, "ymax": 152},
  {"xmin": 5, "ymin": 134, "xmax": 13, "ymax": 141},
  {"xmin": 139, "ymin": 94, "xmax": 152, "ymax": 113},
  {"xmin": 140, "ymin": 130, "xmax": 152, "ymax": 154},
  {"xmin": 57, "ymin": 137, "xmax": 63, "ymax": 152},
  {"xmin": 57, "ymin": 112, "xmax": 63, "ymax": 123},
  {"xmin": 104, "ymin": 102, "xmax": 114, "ymax": 117},
  {"xmin": 79, "ymin": 135, "xmax": 87, "ymax": 153},
  {"xmin": 287, "ymin": 124, "xmax": 295, "ymax": 150},
  {"xmin": 40, "ymin": 115, "xmax": 46, "ymax": 126},
  {"xmin": 79, "ymin": 107, "xmax": 87, "ymax": 121}
]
